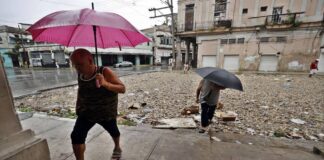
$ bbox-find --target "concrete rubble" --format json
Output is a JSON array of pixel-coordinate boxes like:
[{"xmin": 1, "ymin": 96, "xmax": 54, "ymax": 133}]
[
  {"xmin": 14, "ymin": 71, "xmax": 324, "ymax": 142},
  {"xmin": 153, "ymin": 118, "xmax": 197, "ymax": 129}
]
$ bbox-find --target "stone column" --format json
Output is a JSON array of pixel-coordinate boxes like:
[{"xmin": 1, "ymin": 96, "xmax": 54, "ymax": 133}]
[
  {"xmin": 149, "ymin": 56, "xmax": 153, "ymax": 65},
  {"xmin": 185, "ymin": 40, "xmax": 191, "ymax": 64},
  {"xmin": 176, "ymin": 37, "xmax": 183, "ymax": 69},
  {"xmin": 0, "ymin": 59, "xmax": 50, "ymax": 160},
  {"xmin": 193, "ymin": 42, "xmax": 198, "ymax": 68},
  {"xmin": 135, "ymin": 55, "xmax": 140, "ymax": 66},
  {"xmin": 117, "ymin": 55, "xmax": 123, "ymax": 63}
]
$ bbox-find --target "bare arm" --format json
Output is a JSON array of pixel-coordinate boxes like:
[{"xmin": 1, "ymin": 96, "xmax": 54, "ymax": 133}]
[
  {"xmin": 196, "ymin": 80, "xmax": 203, "ymax": 103},
  {"xmin": 96, "ymin": 67, "xmax": 126, "ymax": 93}
]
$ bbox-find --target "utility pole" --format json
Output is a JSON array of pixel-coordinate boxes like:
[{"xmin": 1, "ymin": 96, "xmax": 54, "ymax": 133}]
[
  {"xmin": 18, "ymin": 24, "xmax": 28, "ymax": 68},
  {"xmin": 149, "ymin": 0, "xmax": 178, "ymax": 69}
]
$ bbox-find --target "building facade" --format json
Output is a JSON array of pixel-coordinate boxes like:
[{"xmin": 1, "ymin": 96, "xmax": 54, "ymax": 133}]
[
  {"xmin": 177, "ymin": 0, "xmax": 324, "ymax": 72},
  {"xmin": 0, "ymin": 25, "xmax": 69, "ymax": 68},
  {"xmin": 141, "ymin": 25, "xmax": 174, "ymax": 65}
]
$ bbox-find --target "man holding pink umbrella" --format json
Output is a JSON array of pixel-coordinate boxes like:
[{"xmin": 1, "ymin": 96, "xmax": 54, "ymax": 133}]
[
  {"xmin": 27, "ymin": 6, "xmax": 150, "ymax": 160},
  {"xmin": 70, "ymin": 48, "xmax": 125, "ymax": 160}
]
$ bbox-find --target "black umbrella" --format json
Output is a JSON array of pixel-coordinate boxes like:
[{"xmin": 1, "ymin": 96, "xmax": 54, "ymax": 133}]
[{"xmin": 195, "ymin": 67, "xmax": 243, "ymax": 91}]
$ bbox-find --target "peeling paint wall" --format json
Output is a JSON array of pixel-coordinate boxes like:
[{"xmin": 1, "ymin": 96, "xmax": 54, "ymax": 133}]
[
  {"xmin": 278, "ymin": 53, "xmax": 317, "ymax": 72},
  {"xmin": 196, "ymin": 29, "xmax": 321, "ymax": 72}
]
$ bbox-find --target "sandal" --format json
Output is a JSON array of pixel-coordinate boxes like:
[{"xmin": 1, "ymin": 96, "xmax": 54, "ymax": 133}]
[{"xmin": 111, "ymin": 149, "xmax": 122, "ymax": 160}]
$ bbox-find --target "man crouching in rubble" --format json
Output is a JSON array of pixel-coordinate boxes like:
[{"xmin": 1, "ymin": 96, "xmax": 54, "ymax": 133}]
[{"xmin": 196, "ymin": 79, "xmax": 225, "ymax": 133}]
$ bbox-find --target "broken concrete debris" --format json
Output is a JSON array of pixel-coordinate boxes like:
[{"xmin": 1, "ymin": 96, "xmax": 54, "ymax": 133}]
[{"xmin": 153, "ymin": 118, "xmax": 197, "ymax": 129}]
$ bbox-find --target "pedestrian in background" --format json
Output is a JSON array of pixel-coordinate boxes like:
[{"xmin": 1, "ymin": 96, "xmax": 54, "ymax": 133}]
[
  {"xmin": 70, "ymin": 48, "xmax": 125, "ymax": 160},
  {"xmin": 196, "ymin": 79, "xmax": 225, "ymax": 133},
  {"xmin": 183, "ymin": 63, "xmax": 189, "ymax": 74},
  {"xmin": 309, "ymin": 59, "xmax": 319, "ymax": 77}
]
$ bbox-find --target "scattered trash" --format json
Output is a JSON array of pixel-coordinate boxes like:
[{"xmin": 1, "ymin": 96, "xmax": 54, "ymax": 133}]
[
  {"xmin": 248, "ymin": 142, "xmax": 253, "ymax": 145},
  {"xmin": 127, "ymin": 93, "xmax": 135, "ymax": 96},
  {"xmin": 216, "ymin": 111, "xmax": 237, "ymax": 121},
  {"xmin": 274, "ymin": 129, "xmax": 286, "ymax": 137},
  {"xmin": 143, "ymin": 108, "xmax": 153, "ymax": 114},
  {"xmin": 123, "ymin": 113, "xmax": 141, "ymax": 124},
  {"xmin": 235, "ymin": 140, "xmax": 241, "ymax": 144},
  {"xmin": 13, "ymin": 72, "xmax": 323, "ymax": 142},
  {"xmin": 285, "ymin": 78, "xmax": 292, "ymax": 82},
  {"xmin": 128, "ymin": 103, "xmax": 141, "ymax": 109},
  {"xmin": 181, "ymin": 105, "xmax": 199, "ymax": 115},
  {"xmin": 260, "ymin": 106, "xmax": 269, "ymax": 109},
  {"xmin": 283, "ymin": 82, "xmax": 291, "ymax": 89},
  {"xmin": 217, "ymin": 102, "xmax": 224, "ymax": 109},
  {"xmin": 210, "ymin": 136, "xmax": 221, "ymax": 142},
  {"xmin": 288, "ymin": 131, "xmax": 303, "ymax": 139},
  {"xmin": 247, "ymin": 128, "xmax": 256, "ymax": 135},
  {"xmin": 317, "ymin": 133, "xmax": 324, "ymax": 141},
  {"xmin": 290, "ymin": 118, "xmax": 306, "ymax": 125},
  {"xmin": 192, "ymin": 115, "xmax": 201, "ymax": 122}
]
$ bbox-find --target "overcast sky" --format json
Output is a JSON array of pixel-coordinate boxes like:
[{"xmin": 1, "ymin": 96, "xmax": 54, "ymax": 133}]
[{"xmin": 0, "ymin": 0, "xmax": 178, "ymax": 30}]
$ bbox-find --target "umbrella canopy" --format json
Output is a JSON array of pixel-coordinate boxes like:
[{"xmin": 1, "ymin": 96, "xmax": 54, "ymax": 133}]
[
  {"xmin": 195, "ymin": 67, "xmax": 243, "ymax": 91},
  {"xmin": 27, "ymin": 8, "xmax": 150, "ymax": 49}
]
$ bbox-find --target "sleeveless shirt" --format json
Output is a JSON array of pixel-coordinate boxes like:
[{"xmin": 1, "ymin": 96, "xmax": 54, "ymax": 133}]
[{"xmin": 77, "ymin": 66, "xmax": 118, "ymax": 122}]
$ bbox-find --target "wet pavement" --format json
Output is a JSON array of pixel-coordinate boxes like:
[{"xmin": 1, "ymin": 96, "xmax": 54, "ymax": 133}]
[
  {"xmin": 5, "ymin": 66, "xmax": 166, "ymax": 98},
  {"xmin": 20, "ymin": 114, "xmax": 324, "ymax": 160}
]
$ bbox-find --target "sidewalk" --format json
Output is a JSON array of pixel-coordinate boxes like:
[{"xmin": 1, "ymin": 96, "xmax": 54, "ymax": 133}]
[{"xmin": 20, "ymin": 114, "xmax": 323, "ymax": 160}]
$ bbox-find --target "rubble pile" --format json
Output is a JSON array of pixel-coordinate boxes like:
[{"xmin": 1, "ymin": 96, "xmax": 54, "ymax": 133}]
[{"xmin": 14, "ymin": 71, "xmax": 324, "ymax": 141}]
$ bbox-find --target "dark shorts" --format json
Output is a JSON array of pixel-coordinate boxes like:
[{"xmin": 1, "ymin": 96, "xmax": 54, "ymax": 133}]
[{"xmin": 71, "ymin": 116, "xmax": 120, "ymax": 144}]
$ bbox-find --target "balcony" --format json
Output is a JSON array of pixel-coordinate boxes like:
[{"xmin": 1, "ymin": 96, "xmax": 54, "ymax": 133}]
[
  {"xmin": 178, "ymin": 20, "xmax": 232, "ymax": 33},
  {"xmin": 265, "ymin": 12, "xmax": 303, "ymax": 29}
]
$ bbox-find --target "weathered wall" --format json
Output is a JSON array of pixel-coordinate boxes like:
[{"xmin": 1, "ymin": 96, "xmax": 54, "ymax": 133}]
[{"xmin": 196, "ymin": 29, "xmax": 321, "ymax": 71}]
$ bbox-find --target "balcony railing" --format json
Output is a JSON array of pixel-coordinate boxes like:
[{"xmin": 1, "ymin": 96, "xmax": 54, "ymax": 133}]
[
  {"xmin": 265, "ymin": 14, "xmax": 297, "ymax": 25},
  {"xmin": 178, "ymin": 19, "xmax": 232, "ymax": 32}
]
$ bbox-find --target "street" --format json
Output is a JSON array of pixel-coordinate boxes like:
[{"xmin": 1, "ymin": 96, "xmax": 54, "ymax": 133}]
[
  {"xmin": 5, "ymin": 66, "xmax": 166, "ymax": 98},
  {"xmin": 14, "ymin": 71, "xmax": 324, "ymax": 141}
]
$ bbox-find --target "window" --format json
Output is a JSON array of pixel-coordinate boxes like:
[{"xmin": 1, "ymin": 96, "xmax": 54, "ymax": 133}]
[
  {"xmin": 0, "ymin": 37, "xmax": 2, "ymax": 44},
  {"xmin": 237, "ymin": 38, "xmax": 245, "ymax": 44},
  {"xmin": 9, "ymin": 37, "xmax": 16, "ymax": 44},
  {"xmin": 214, "ymin": 0, "xmax": 227, "ymax": 21},
  {"xmin": 160, "ymin": 37, "xmax": 165, "ymax": 44},
  {"xmin": 260, "ymin": 37, "xmax": 270, "ymax": 43},
  {"xmin": 147, "ymin": 42, "xmax": 150, "ymax": 46},
  {"xmin": 220, "ymin": 39, "xmax": 228, "ymax": 44},
  {"xmin": 168, "ymin": 38, "xmax": 172, "ymax": 45},
  {"xmin": 229, "ymin": 39, "xmax": 236, "ymax": 44},
  {"xmin": 260, "ymin": 6, "xmax": 267, "ymax": 12},
  {"xmin": 242, "ymin": 8, "xmax": 248, "ymax": 14},
  {"xmin": 276, "ymin": 36, "xmax": 287, "ymax": 42}
]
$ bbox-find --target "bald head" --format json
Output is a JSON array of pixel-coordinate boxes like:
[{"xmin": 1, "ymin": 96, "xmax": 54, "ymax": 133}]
[
  {"xmin": 70, "ymin": 48, "xmax": 94, "ymax": 63},
  {"xmin": 70, "ymin": 48, "xmax": 96, "ymax": 75}
]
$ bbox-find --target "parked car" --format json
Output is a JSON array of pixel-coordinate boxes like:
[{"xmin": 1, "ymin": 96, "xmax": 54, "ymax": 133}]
[{"xmin": 113, "ymin": 61, "xmax": 133, "ymax": 68}]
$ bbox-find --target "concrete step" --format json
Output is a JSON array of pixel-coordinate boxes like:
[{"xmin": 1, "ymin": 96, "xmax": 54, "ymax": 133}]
[{"xmin": 0, "ymin": 129, "xmax": 50, "ymax": 160}]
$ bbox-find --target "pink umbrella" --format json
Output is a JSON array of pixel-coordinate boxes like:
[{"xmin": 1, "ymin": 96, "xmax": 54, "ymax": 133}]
[{"xmin": 27, "ymin": 7, "xmax": 150, "ymax": 64}]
